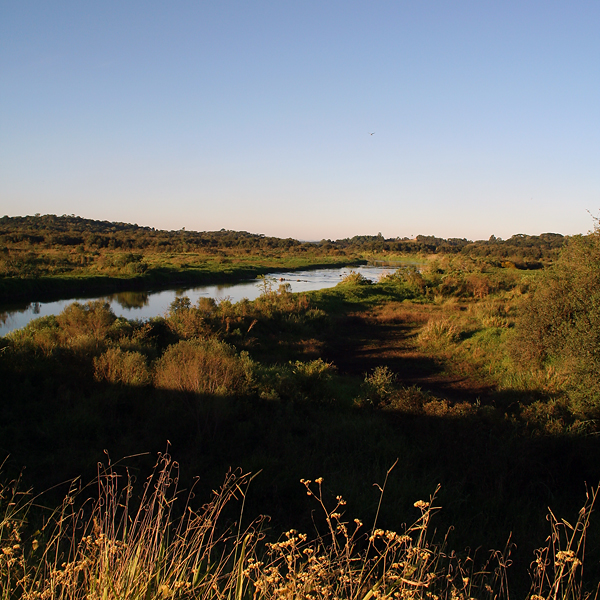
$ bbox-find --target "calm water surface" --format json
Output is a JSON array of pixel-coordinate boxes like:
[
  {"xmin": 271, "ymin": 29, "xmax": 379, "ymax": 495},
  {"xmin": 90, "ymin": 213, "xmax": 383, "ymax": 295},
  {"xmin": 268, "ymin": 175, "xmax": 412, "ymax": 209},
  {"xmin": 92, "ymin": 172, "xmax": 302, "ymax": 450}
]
[{"xmin": 0, "ymin": 265, "xmax": 407, "ymax": 336}]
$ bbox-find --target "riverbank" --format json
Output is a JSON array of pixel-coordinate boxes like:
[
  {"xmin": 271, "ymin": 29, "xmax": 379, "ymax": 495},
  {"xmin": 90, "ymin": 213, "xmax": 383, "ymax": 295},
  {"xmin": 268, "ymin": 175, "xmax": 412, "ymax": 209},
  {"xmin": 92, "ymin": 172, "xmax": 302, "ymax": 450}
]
[{"xmin": 0, "ymin": 255, "xmax": 362, "ymax": 304}]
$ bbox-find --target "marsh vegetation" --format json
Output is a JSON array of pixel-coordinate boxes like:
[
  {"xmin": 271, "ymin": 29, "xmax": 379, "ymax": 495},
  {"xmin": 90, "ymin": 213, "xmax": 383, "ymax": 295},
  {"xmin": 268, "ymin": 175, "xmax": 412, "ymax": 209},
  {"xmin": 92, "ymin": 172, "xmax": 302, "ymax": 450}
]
[{"xmin": 1, "ymin": 215, "xmax": 599, "ymax": 597}]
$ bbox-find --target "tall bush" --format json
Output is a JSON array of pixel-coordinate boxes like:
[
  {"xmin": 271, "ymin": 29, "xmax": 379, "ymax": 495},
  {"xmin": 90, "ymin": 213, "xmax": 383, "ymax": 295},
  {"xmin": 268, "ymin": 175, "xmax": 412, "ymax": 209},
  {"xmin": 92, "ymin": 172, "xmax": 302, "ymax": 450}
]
[
  {"xmin": 94, "ymin": 347, "xmax": 151, "ymax": 386},
  {"xmin": 516, "ymin": 229, "xmax": 600, "ymax": 412},
  {"xmin": 154, "ymin": 338, "xmax": 252, "ymax": 395},
  {"xmin": 56, "ymin": 301, "xmax": 116, "ymax": 340}
]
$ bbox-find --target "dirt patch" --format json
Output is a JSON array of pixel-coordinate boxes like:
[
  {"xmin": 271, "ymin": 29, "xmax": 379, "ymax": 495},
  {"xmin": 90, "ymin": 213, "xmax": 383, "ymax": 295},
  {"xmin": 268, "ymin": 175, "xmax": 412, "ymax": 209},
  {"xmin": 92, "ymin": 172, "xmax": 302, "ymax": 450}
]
[{"xmin": 322, "ymin": 303, "xmax": 495, "ymax": 404}]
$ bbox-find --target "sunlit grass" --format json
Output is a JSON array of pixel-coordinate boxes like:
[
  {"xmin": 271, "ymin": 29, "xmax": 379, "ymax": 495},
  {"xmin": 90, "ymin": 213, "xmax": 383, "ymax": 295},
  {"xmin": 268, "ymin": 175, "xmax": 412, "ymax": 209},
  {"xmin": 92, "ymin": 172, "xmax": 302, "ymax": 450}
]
[{"xmin": 2, "ymin": 456, "xmax": 598, "ymax": 599}]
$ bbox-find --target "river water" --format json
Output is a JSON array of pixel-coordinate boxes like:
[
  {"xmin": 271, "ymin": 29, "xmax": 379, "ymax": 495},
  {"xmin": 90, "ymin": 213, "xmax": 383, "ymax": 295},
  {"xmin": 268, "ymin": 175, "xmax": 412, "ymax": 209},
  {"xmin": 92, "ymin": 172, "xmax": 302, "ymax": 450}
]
[{"xmin": 0, "ymin": 264, "xmax": 409, "ymax": 337}]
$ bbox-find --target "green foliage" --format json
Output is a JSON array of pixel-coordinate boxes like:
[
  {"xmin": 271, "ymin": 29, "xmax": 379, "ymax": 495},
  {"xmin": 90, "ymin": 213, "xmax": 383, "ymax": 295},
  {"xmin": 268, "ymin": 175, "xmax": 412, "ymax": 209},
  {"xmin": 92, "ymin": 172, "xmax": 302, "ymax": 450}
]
[
  {"xmin": 255, "ymin": 358, "xmax": 335, "ymax": 403},
  {"xmin": 515, "ymin": 231, "xmax": 600, "ymax": 413}
]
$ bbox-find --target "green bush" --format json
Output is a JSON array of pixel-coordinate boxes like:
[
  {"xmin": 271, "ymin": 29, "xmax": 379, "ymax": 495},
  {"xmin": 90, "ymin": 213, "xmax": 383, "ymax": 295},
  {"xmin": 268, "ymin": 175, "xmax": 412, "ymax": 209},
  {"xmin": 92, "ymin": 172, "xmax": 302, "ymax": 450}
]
[
  {"xmin": 360, "ymin": 365, "xmax": 396, "ymax": 407},
  {"xmin": 515, "ymin": 230, "xmax": 600, "ymax": 413},
  {"xmin": 256, "ymin": 359, "xmax": 335, "ymax": 403}
]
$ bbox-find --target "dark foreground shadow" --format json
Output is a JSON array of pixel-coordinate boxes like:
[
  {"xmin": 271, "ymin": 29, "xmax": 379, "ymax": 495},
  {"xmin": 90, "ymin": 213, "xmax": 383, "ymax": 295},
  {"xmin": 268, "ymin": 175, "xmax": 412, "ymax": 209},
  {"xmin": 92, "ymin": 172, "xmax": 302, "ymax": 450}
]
[{"xmin": 2, "ymin": 374, "xmax": 600, "ymax": 594}]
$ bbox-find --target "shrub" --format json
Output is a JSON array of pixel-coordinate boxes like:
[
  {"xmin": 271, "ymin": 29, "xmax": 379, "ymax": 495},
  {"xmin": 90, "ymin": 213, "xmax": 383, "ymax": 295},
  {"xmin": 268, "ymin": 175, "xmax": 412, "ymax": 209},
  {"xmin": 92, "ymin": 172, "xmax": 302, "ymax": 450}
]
[
  {"xmin": 252, "ymin": 282, "xmax": 311, "ymax": 319},
  {"xmin": 360, "ymin": 365, "xmax": 396, "ymax": 407},
  {"xmin": 339, "ymin": 271, "xmax": 372, "ymax": 286},
  {"xmin": 166, "ymin": 296, "xmax": 213, "ymax": 339},
  {"xmin": 515, "ymin": 230, "xmax": 600, "ymax": 413},
  {"xmin": 94, "ymin": 347, "xmax": 151, "ymax": 386},
  {"xmin": 56, "ymin": 301, "xmax": 116, "ymax": 340},
  {"xmin": 154, "ymin": 338, "xmax": 252, "ymax": 395},
  {"xmin": 379, "ymin": 266, "xmax": 426, "ymax": 294},
  {"xmin": 256, "ymin": 359, "xmax": 335, "ymax": 403},
  {"xmin": 7, "ymin": 315, "xmax": 61, "ymax": 356},
  {"xmin": 125, "ymin": 260, "xmax": 148, "ymax": 274},
  {"xmin": 466, "ymin": 273, "xmax": 492, "ymax": 298},
  {"xmin": 196, "ymin": 296, "xmax": 217, "ymax": 316}
]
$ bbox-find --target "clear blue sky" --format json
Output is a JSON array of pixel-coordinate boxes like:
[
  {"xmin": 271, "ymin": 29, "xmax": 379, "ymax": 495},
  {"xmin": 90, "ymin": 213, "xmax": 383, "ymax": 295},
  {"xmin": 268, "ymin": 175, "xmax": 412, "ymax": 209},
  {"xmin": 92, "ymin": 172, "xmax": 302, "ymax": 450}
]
[{"xmin": 1, "ymin": 1, "xmax": 598, "ymax": 241}]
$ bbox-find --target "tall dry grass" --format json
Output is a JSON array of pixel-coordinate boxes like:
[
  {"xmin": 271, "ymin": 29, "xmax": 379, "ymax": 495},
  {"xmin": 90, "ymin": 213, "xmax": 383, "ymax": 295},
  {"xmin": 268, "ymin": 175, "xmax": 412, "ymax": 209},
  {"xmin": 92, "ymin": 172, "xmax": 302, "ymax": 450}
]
[
  {"xmin": 154, "ymin": 338, "xmax": 252, "ymax": 396},
  {"xmin": 1, "ymin": 456, "xmax": 263, "ymax": 600},
  {"xmin": 417, "ymin": 318, "xmax": 460, "ymax": 347},
  {"xmin": 1, "ymin": 457, "xmax": 598, "ymax": 599}
]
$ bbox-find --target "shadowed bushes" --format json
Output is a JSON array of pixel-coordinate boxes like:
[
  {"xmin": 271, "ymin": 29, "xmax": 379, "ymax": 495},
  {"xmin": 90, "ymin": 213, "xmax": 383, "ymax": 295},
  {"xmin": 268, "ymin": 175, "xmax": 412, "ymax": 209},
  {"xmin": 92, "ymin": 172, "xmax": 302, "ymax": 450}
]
[
  {"xmin": 357, "ymin": 366, "xmax": 478, "ymax": 418},
  {"xmin": 255, "ymin": 358, "xmax": 335, "ymax": 403}
]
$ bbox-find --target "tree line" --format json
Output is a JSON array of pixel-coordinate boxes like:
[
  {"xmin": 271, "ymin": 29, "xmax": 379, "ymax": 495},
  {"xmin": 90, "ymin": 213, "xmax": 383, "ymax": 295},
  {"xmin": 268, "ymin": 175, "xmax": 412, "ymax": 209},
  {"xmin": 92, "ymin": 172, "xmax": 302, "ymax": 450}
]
[{"xmin": 1, "ymin": 214, "xmax": 565, "ymax": 264}]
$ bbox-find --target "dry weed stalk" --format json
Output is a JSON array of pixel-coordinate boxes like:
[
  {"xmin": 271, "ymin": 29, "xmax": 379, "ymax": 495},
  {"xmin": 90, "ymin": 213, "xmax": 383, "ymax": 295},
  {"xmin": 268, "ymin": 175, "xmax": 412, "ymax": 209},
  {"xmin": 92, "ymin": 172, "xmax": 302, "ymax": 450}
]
[
  {"xmin": 1, "ymin": 457, "xmax": 598, "ymax": 600},
  {"xmin": 529, "ymin": 485, "xmax": 600, "ymax": 600},
  {"xmin": 9, "ymin": 455, "xmax": 262, "ymax": 600},
  {"xmin": 0, "ymin": 468, "xmax": 30, "ymax": 600},
  {"xmin": 245, "ymin": 464, "xmax": 506, "ymax": 600}
]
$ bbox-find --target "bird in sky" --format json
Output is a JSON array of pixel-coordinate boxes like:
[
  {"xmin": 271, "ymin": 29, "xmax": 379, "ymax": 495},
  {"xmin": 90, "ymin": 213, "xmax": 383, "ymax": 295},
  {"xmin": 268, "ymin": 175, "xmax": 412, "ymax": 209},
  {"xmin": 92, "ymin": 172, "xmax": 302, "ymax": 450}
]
[{"xmin": 369, "ymin": 132, "xmax": 375, "ymax": 135}]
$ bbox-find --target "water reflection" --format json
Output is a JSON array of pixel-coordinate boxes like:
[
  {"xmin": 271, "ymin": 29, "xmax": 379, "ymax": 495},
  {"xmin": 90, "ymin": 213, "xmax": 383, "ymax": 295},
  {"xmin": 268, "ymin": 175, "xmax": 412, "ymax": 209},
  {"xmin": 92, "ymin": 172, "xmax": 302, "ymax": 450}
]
[
  {"xmin": 0, "ymin": 300, "xmax": 40, "ymax": 327},
  {"xmin": 109, "ymin": 291, "xmax": 150, "ymax": 310},
  {"xmin": 0, "ymin": 263, "xmax": 422, "ymax": 336}
]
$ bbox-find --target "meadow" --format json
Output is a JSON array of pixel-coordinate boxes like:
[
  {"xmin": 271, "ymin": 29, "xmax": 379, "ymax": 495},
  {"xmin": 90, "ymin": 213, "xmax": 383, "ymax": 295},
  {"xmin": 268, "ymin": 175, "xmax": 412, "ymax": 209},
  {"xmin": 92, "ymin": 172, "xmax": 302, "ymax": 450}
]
[{"xmin": 1, "ymin": 216, "xmax": 599, "ymax": 598}]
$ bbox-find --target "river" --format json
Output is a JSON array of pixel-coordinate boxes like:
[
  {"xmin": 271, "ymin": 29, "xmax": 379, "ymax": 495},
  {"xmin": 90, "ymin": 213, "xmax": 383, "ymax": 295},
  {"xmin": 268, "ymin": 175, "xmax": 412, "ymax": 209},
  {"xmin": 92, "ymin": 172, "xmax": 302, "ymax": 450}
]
[{"xmin": 0, "ymin": 264, "xmax": 411, "ymax": 336}]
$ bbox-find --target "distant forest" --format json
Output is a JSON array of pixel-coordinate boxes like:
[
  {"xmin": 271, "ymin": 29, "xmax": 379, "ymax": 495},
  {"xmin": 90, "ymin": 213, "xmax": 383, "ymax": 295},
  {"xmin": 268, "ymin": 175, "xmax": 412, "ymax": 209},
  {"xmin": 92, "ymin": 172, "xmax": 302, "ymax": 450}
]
[{"xmin": 0, "ymin": 214, "xmax": 565, "ymax": 266}]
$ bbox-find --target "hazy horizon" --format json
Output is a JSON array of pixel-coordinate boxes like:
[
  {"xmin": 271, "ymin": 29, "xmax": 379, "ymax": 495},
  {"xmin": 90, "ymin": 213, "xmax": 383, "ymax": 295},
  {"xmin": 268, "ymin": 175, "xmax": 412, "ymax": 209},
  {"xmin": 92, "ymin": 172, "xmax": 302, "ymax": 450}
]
[{"xmin": 1, "ymin": 2, "xmax": 598, "ymax": 241}]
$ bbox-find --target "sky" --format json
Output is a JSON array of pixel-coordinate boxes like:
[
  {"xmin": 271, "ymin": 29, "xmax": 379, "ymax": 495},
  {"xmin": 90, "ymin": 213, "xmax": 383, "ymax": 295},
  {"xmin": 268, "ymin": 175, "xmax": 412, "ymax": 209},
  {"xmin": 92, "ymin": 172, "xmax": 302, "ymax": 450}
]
[{"xmin": 1, "ymin": 1, "xmax": 598, "ymax": 241}]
